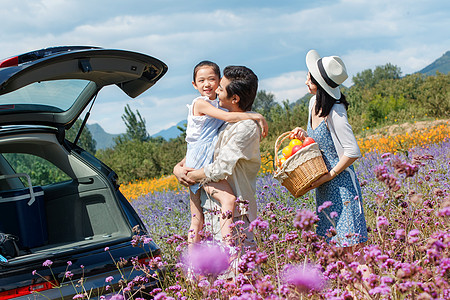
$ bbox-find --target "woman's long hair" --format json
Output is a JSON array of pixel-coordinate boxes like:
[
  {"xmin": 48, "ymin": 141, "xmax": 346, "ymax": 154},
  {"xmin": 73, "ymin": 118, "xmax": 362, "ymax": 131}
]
[{"xmin": 310, "ymin": 74, "xmax": 349, "ymax": 117}]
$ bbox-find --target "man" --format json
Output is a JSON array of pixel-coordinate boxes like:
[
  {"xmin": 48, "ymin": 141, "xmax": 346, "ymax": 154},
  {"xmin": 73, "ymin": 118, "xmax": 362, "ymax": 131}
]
[{"xmin": 173, "ymin": 65, "xmax": 263, "ymax": 250}]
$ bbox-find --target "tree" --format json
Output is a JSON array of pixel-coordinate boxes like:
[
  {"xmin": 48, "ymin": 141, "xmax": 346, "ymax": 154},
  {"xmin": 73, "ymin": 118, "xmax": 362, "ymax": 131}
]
[
  {"xmin": 66, "ymin": 119, "xmax": 97, "ymax": 154},
  {"xmin": 253, "ymin": 90, "xmax": 277, "ymax": 119},
  {"xmin": 353, "ymin": 63, "xmax": 402, "ymax": 89},
  {"xmin": 121, "ymin": 104, "xmax": 149, "ymax": 142}
]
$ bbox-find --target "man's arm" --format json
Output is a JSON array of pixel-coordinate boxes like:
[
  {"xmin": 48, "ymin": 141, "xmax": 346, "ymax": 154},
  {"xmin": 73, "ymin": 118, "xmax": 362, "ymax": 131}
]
[{"xmin": 173, "ymin": 157, "xmax": 196, "ymax": 186}]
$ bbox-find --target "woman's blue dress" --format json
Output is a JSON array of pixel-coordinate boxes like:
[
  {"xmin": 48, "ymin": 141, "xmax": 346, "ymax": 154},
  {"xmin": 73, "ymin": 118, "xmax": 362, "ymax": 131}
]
[{"xmin": 307, "ymin": 120, "xmax": 368, "ymax": 247}]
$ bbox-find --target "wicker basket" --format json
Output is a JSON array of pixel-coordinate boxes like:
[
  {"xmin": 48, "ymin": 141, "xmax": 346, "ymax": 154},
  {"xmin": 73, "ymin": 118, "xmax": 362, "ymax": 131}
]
[{"xmin": 273, "ymin": 132, "xmax": 328, "ymax": 197}]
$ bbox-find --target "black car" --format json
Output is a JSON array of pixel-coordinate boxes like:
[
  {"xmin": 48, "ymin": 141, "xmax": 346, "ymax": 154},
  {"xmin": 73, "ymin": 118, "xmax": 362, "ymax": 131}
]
[{"xmin": 0, "ymin": 46, "xmax": 168, "ymax": 299}]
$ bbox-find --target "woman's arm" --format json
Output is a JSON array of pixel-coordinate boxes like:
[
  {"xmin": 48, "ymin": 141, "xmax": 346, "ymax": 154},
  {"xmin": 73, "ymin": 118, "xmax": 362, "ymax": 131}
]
[
  {"xmin": 195, "ymin": 99, "xmax": 268, "ymax": 137},
  {"xmin": 307, "ymin": 155, "xmax": 358, "ymax": 190}
]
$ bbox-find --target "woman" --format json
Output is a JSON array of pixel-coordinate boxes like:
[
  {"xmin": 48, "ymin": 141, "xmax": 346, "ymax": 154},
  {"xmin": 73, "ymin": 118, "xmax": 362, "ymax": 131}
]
[{"xmin": 290, "ymin": 50, "xmax": 368, "ymax": 248}]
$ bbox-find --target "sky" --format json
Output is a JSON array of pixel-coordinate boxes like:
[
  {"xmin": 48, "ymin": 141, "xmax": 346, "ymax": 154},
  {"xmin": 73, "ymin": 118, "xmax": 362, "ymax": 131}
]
[{"xmin": 0, "ymin": 0, "xmax": 449, "ymax": 135}]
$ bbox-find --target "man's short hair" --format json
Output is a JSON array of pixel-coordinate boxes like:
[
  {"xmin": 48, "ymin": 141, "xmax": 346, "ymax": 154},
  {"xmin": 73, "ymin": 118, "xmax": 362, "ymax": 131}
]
[{"xmin": 223, "ymin": 66, "xmax": 258, "ymax": 111}]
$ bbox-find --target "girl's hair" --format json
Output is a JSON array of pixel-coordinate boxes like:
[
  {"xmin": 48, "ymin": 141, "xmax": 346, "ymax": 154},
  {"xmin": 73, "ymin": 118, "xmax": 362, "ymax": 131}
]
[
  {"xmin": 193, "ymin": 61, "xmax": 220, "ymax": 82},
  {"xmin": 310, "ymin": 74, "xmax": 349, "ymax": 117}
]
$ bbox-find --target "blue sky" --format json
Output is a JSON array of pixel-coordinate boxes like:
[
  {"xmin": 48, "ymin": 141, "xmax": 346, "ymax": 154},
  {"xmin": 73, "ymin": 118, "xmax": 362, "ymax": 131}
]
[{"xmin": 0, "ymin": 0, "xmax": 448, "ymax": 134}]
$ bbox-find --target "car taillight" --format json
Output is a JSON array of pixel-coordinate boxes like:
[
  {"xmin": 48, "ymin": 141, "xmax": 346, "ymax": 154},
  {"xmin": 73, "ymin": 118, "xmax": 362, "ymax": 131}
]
[
  {"xmin": 0, "ymin": 56, "xmax": 19, "ymax": 68},
  {"xmin": 0, "ymin": 281, "xmax": 57, "ymax": 300},
  {"xmin": 138, "ymin": 254, "xmax": 161, "ymax": 266}
]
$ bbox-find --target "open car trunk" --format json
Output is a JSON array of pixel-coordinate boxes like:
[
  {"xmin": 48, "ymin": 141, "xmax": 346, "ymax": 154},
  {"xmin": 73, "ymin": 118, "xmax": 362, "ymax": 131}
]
[{"xmin": 0, "ymin": 128, "xmax": 132, "ymax": 262}]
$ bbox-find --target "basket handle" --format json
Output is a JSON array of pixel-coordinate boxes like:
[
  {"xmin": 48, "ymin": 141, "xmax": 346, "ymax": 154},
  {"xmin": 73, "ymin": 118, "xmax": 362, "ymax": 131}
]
[{"xmin": 274, "ymin": 131, "xmax": 293, "ymax": 167}]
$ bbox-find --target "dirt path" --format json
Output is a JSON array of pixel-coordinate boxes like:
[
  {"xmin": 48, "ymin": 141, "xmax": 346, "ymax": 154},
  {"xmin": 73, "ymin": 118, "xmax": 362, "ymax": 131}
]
[{"xmin": 361, "ymin": 119, "xmax": 450, "ymax": 140}]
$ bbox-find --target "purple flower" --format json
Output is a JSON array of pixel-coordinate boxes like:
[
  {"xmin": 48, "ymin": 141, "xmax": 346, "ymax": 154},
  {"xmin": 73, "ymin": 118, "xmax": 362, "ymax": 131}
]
[
  {"xmin": 42, "ymin": 260, "xmax": 53, "ymax": 267},
  {"xmin": 282, "ymin": 264, "xmax": 325, "ymax": 293},
  {"xmin": 438, "ymin": 206, "xmax": 450, "ymax": 217},
  {"xmin": 377, "ymin": 216, "xmax": 389, "ymax": 227},
  {"xmin": 369, "ymin": 284, "xmax": 391, "ymax": 296},
  {"xmin": 293, "ymin": 209, "xmax": 319, "ymax": 231},
  {"xmin": 249, "ymin": 217, "xmax": 269, "ymax": 232},
  {"xmin": 104, "ymin": 247, "xmax": 109, "ymax": 251},
  {"xmin": 330, "ymin": 211, "xmax": 338, "ymax": 218},
  {"xmin": 318, "ymin": 201, "xmax": 333, "ymax": 213},
  {"xmin": 110, "ymin": 294, "xmax": 124, "ymax": 300},
  {"xmin": 105, "ymin": 276, "xmax": 114, "ymax": 283},
  {"xmin": 395, "ymin": 229, "xmax": 406, "ymax": 240},
  {"xmin": 67, "ymin": 261, "xmax": 72, "ymax": 266},
  {"xmin": 183, "ymin": 243, "xmax": 229, "ymax": 277},
  {"xmin": 241, "ymin": 284, "xmax": 254, "ymax": 292},
  {"xmin": 409, "ymin": 229, "xmax": 420, "ymax": 237},
  {"xmin": 269, "ymin": 234, "xmax": 279, "ymax": 241},
  {"xmin": 32, "ymin": 270, "xmax": 37, "ymax": 275},
  {"xmin": 65, "ymin": 271, "xmax": 74, "ymax": 279}
]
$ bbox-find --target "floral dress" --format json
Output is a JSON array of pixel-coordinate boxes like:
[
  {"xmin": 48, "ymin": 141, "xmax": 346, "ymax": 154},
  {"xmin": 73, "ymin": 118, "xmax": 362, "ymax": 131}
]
[{"xmin": 307, "ymin": 120, "xmax": 368, "ymax": 246}]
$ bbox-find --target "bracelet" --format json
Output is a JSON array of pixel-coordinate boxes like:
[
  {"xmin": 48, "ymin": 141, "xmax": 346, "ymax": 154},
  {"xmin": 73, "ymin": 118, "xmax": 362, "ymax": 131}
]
[{"xmin": 330, "ymin": 169, "xmax": 337, "ymax": 177}]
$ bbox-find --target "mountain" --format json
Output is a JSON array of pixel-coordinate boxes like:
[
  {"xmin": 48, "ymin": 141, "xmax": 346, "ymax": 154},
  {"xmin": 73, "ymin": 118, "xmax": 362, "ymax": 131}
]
[
  {"xmin": 151, "ymin": 120, "xmax": 186, "ymax": 140},
  {"xmin": 87, "ymin": 120, "xmax": 186, "ymax": 150},
  {"xmin": 418, "ymin": 50, "xmax": 450, "ymax": 76},
  {"xmin": 86, "ymin": 123, "xmax": 119, "ymax": 150}
]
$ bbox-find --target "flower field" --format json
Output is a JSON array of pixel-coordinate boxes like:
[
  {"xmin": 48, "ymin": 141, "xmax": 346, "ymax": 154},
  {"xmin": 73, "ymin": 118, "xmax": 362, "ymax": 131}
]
[
  {"xmin": 120, "ymin": 121, "xmax": 449, "ymax": 199},
  {"xmin": 121, "ymin": 123, "xmax": 450, "ymax": 299}
]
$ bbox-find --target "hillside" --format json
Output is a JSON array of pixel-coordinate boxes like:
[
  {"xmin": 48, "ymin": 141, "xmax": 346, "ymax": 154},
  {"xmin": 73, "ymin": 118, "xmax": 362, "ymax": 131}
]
[
  {"xmin": 86, "ymin": 123, "xmax": 119, "ymax": 150},
  {"xmin": 418, "ymin": 50, "xmax": 450, "ymax": 76}
]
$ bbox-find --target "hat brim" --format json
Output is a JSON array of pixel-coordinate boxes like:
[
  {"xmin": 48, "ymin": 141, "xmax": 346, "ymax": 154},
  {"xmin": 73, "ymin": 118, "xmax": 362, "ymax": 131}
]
[{"xmin": 306, "ymin": 50, "xmax": 341, "ymax": 99}]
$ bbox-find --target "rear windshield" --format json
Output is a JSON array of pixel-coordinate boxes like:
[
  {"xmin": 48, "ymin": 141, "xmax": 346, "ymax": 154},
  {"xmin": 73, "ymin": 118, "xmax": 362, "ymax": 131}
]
[{"xmin": 0, "ymin": 79, "xmax": 96, "ymax": 112}]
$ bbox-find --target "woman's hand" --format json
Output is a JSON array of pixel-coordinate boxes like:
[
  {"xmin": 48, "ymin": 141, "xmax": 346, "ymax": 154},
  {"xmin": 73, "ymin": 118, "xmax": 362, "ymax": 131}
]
[
  {"xmin": 289, "ymin": 127, "xmax": 307, "ymax": 140},
  {"xmin": 173, "ymin": 158, "xmax": 196, "ymax": 186},
  {"xmin": 308, "ymin": 170, "xmax": 337, "ymax": 189}
]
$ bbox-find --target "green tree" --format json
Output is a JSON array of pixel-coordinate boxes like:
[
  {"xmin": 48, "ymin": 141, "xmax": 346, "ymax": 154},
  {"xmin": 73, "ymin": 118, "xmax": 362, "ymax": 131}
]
[
  {"xmin": 353, "ymin": 63, "xmax": 402, "ymax": 89},
  {"xmin": 253, "ymin": 90, "xmax": 277, "ymax": 120},
  {"xmin": 66, "ymin": 119, "xmax": 97, "ymax": 154},
  {"xmin": 120, "ymin": 104, "xmax": 149, "ymax": 142}
]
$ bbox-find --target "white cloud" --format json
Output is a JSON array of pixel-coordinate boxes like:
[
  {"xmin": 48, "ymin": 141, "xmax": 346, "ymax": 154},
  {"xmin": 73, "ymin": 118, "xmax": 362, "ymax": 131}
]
[
  {"xmin": 259, "ymin": 71, "xmax": 309, "ymax": 103},
  {"xmin": 1, "ymin": 0, "xmax": 448, "ymax": 134}
]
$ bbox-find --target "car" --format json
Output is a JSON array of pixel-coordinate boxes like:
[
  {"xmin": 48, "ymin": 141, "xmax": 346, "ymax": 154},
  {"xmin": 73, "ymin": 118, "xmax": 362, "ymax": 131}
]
[{"xmin": 0, "ymin": 46, "xmax": 168, "ymax": 299}]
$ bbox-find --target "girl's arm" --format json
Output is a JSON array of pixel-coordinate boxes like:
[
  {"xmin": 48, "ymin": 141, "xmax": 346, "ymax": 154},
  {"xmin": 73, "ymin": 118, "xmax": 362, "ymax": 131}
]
[{"xmin": 195, "ymin": 98, "xmax": 268, "ymax": 137}]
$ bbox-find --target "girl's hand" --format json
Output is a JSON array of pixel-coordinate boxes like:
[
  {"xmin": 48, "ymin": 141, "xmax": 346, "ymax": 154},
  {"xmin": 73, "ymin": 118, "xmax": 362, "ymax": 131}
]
[
  {"xmin": 289, "ymin": 127, "xmax": 307, "ymax": 140},
  {"xmin": 255, "ymin": 113, "xmax": 268, "ymax": 138}
]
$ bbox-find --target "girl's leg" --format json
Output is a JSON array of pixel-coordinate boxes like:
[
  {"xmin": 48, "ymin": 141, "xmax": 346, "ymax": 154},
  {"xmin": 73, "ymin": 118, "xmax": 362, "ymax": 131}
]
[
  {"xmin": 188, "ymin": 190, "xmax": 204, "ymax": 247},
  {"xmin": 203, "ymin": 180, "xmax": 236, "ymax": 245}
]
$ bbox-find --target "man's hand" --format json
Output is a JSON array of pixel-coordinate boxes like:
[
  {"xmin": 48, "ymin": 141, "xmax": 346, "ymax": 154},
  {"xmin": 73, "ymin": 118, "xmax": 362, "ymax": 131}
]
[
  {"xmin": 173, "ymin": 158, "xmax": 196, "ymax": 187},
  {"xmin": 186, "ymin": 168, "xmax": 206, "ymax": 183}
]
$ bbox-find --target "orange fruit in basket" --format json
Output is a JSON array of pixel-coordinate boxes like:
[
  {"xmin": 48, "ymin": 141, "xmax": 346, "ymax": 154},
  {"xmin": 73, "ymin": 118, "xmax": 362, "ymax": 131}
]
[
  {"xmin": 282, "ymin": 146, "xmax": 293, "ymax": 159},
  {"xmin": 289, "ymin": 139, "xmax": 302, "ymax": 148},
  {"xmin": 279, "ymin": 157, "xmax": 286, "ymax": 166}
]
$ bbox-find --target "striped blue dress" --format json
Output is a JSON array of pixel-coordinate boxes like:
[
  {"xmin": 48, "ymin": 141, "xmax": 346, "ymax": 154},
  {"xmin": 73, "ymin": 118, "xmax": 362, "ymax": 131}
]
[
  {"xmin": 307, "ymin": 120, "xmax": 368, "ymax": 247},
  {"xmin": 185, "ymin": 97, "xmax": 226, "ymax": 194}
]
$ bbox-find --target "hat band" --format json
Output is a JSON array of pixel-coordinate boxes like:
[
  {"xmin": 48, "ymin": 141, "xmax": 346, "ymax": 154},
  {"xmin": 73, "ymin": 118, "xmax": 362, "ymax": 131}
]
[{"xmin": 317, "ymin": 58, "xmax": 339, "ymax": 88}]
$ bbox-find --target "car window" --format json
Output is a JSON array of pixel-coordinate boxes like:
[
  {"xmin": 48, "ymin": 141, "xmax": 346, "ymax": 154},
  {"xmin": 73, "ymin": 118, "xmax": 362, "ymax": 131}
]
[
  {"xmin": 2, "ymin": 153, "xmax": 71, "ymax": 186},
  {"xmin": 0, "ymin": 79, "xmax": 95, "ymax": 112}
]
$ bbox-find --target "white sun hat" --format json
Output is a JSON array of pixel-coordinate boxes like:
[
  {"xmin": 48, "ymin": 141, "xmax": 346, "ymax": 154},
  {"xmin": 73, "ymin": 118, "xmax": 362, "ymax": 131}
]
[{"xmin": 306, "ymin": 49, "xmax": 348, "ymax": 99}]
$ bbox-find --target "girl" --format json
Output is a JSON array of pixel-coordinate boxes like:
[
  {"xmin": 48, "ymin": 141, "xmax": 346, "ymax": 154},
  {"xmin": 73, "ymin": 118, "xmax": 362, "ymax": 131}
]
[
  {"xmin": 185, "ymin": 61, "xmax": 267, "ymax": 248},
  {"xmin": 289, "ymin": 50, "xmax": 368, "ymax": 249}
]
